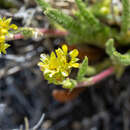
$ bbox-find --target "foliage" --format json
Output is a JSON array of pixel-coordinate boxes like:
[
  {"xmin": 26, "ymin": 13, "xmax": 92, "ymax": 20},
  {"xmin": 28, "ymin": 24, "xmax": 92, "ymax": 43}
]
[
  {"xmin": 106, "ymin": 39, "xmax": 130, "ymax": 66},
  {"xmin": 77, "ymin": 56, "xmax": 88, "ymax": 81},
  {"xmin": 35, "ymin": 0, "xmax": 130, "ymax": 47},
  {"xmin": 121, "ymin": 0, "xmax": 130, "ymax": 34}
]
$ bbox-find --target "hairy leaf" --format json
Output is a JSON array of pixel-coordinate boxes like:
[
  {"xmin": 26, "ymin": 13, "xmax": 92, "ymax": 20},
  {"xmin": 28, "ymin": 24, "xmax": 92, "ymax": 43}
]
[
  {"xmin": 75, "ymin": 0, "xmax": 100, "ymax": 27},
  {"xmin": 77, "ymin": 56, "xmax": 88, "ymax": 81},
  {"xmin": 106, "ymin": 39, "xmax": 130, "ymax": 66},
  {"xmin": 35, "ymin": 0, "xmax": 50, "ymax": 10},
  {"xmin": 121, "ymin": 0, "xmax": 130, "ymax": 33},
  {"xmin": 44, "ymin": 8, "xmax": 81, "ymax": 34}
]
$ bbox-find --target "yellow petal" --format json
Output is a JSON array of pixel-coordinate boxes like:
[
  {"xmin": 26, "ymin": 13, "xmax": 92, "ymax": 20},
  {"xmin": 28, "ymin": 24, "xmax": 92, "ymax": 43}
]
[
  {"xmin": 10, "ymin": 24, "xmax": 18, "ymax": 30},
  {"xmin": 71, "ymin": 63, "xmax": 79, "ymax": 68},
  {"xmin": 55, "ymin": 48, "xmax": 64, "ymax": 58},
  {"xmin": 70, "ymin": 58, "xmax": 79, "ymax": 63},
  {"xmin": 5, "ymin": 18, "xmax": 11, "ymax": 25},
  {"xmin": 50, "ymin": 51, "xmax": 57, "ymax": 68},
  {"xmin": 0, "ymin": 17, "xmax": 18, "ymax": 54},
  {"xmin": 2, "ymin": 17, "xmax": 6, "ymax": 21},
  {"xmin": 0, "ymin": 36, "xmax": 5, "ymax": 42},
  {"xmin": 40, "ymin": 54, "xmax": 48, "ymax": 63},
  {"xmin": 69, "ymin": 49, "xmax": 79, "ymax": 58},
  {"xmin": 61, "ymin": 71, "xmax": 69, "ymax": 77},
  {"xmin": 0, "ymin": 43, "xmax": 10, "ymax": 54},
  {"xmin": 50, "ymin": 51, "xmax": 56, "ymax": 61},
  {"xmin": 40, "ymin": 54, "xmax": 49, "ymax": 64},
  {"xmin": 62, "ymin": 44, "xmax": 68, "ymax": 55},
  {"xmin": 1, "ymin": 29, "xmax": 8, "ymax": 34},
  {"xmin": 38, "ymin": 62, "xmax": 44, "ymax": 66}
]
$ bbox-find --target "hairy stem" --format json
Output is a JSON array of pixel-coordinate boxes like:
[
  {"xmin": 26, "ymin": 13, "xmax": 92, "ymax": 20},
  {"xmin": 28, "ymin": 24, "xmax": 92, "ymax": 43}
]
[{"xmin": 6, "ymin": 28, "xmax": 68, "ymax": 41}]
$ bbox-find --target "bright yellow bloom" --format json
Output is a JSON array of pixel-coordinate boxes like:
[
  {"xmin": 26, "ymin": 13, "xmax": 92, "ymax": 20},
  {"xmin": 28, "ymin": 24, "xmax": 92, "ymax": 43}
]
[
  {"xmin": 38, "ymin": 44, "xmax": 79, "ymax": 84},
  {"xmin": 0, "ymin": 17, "xmax": 18, "ymax": 54}
]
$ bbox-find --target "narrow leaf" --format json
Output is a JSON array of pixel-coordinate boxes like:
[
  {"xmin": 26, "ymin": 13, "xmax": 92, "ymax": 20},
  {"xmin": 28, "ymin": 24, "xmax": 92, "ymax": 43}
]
[
  {"xmin": 75, "ymin": 0, "xmax": 100, "ymax": 27},
  {"xmin": 77, "ymin": 56, "xmax": 88, "ymax": 81},
  {"xmin": 35, "ymin": 0, "xmax": 51, "ymax": 10},
  {"xmin": 106, "ymin": 39, "xmax": 130, "ymax": 66},
  {"xmin": 121, "ymin": 0, "xmax": 130, "ymax": 33}
]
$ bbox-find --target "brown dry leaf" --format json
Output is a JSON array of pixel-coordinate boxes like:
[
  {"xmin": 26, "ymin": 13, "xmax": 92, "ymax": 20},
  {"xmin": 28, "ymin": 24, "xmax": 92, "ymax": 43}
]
[
  {"xmin": 52, "ymin": 88, "xmax": 85, "ymax": 103},
  {"xmin": 67, "ymin": 45, "xmax": 104, "ymax": 62}
]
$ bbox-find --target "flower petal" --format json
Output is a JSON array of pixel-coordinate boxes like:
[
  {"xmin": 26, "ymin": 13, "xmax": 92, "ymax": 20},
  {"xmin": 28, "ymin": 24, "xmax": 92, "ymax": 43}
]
[
  {"xmin": 0, "ymin": 17, "xmax": 17, "ymax": 54},
  {"xmin": 69, "ymin": 49, "xmax": 79, "ymax": 58},
  {"xmin": 62, "ymin": 44, "xmax": 68, "ymax": 55},
  {"xmin": 61, "ymin": 71, "xmax": 69, "ymax": 77},
  {"xmin": 55, "ymin": 48, "xmax": 64, "ymax": 58},
  {"xmin": 50, "ymin": 51, "xmax": 56, "ymax": 62},
  {"xmin": 5, "ymin": 18, "xmax": 11, "ymax": 26},
  {"xmin": 50, "ymin": 51, "xmax": 58, "ymax": 68},
  {"xmin": 0, "ymin": 36, "xmax": 5, "ymax": 42},
  {"xmin": 40, "ymin": 54, "xmax": 49, "ymax": 63},
  {"xmin": 10, "ymin": 24, "xmax": 18, "ymax": 30},
  {"xmin": 71, "ymin": 63, "xmax": 79, "ymax": 68}
]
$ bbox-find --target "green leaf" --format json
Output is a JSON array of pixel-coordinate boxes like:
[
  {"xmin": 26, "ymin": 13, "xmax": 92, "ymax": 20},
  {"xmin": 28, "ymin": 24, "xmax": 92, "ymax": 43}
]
[
  {"xmin": 75, "ymin": 0, "xmax": 100, "ymax": 27},
  {"xmin": 44, "ymin": 8, "xmax": 81, "ymax": 34},
  {"xmin": 35, "ymin": 0, "xmax": 51, "ymax": 10},
  {"xmin": 35, "ymin": 0, "xmax": 81, "ymax": 34},
  {"xmin": 106, "ymin": 38, "xmax": 130, "ymax": 66},
  {"xmin": 106, "ymin": 39, "xmax": 115, "ymax": 56},
  {"xmin": 77, "ymin": 56, "xmax": 88, "ymax": 81},
  {"xmin": 121, "ymin": 0, "xmax": 130, "ymax": 33}
]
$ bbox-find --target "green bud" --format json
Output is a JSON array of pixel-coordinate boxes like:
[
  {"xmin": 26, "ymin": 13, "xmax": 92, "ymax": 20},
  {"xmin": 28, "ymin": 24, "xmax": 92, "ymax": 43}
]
[{"xmin": 62, "ymin": 78, "xmax": 77, "ymax": 90}]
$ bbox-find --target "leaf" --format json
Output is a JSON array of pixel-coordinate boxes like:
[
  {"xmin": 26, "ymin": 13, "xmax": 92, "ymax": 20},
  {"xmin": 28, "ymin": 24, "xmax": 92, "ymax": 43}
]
[
  {"xmin": 35, "ymin": 0, "xmax": 112, "ymax": 47},
  {"xmin": 52, "ymin": 88, "xmax": 85, "ymax": 103},
  {"xmin": 106, "ymin": 38, "xmax": 130, "ymax": 66},
  {"xmin": 77, "ymin": 56, "xmax": 88, "ymax": 81},
  {"xmin": 121, "ymin": 0, "xmax": 130, "ymax": 33},
  {"xmin": 44, "ymin": 8, "xmax": 81, "ymax": 34},
  {"xmin": 35, "ymin": 0, "xmax": 51, "ymax": 10},
  {"xmin": 75, "ymin": 0, "xmax": 100, "ymax": 27}
]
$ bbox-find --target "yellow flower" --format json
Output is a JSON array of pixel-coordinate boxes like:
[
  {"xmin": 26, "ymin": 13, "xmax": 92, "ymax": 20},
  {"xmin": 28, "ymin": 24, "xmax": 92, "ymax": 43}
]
[
  {"xmin": 0, "ymin": 43, "xmax": 10, "ymax": 54},
  {"xmin": 38, "ymin": 44, "xmax": 79, "ymax": 84},
  {"xmin": 0, "ymin": 17, "xmax": 18, "ymax": 54}
]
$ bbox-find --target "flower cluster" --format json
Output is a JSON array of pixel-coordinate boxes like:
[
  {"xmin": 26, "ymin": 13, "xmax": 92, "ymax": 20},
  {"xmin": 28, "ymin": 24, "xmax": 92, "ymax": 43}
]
[
  {"xmin": 0, "ymin": 17, "xmax": 17, "ymax": 54},
  {"xmin": 38, "ymin": 44, "xmax": 79, "ymax": 84}
]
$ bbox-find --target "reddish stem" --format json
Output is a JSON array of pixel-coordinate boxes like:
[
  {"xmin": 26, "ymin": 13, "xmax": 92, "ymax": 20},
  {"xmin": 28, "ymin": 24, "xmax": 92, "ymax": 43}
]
[
  {"xmin": 76, "ymin": 67, "xmax": 114, "ymax": 88},
  {"xmin": 13, "ymin": 33, "xmax": 24, "ymax": 40},
  {"xmin": 39, "ymin": 28, "xmax": 68, "ymax": 36},
  {"xmin": 92, "ymin": 67, "xmax": 114, "ymax": 83},
  {"xmin": 7, "ymin": 28, "xmax": 68, "ymax": 41}
]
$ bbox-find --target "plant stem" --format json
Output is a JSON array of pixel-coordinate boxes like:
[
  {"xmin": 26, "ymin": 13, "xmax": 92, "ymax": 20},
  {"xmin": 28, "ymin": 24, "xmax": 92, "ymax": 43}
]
[
  {"xmin": 38, "ymin": 28, "xmax": 68, "ymax": 36},
  {"xmin": 6, "ymin": 28, "xmax": 68, "ymax": 41},
  {"xmin": 76, "ymin": 67, "xmax": 114, "ymax": 88}
]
